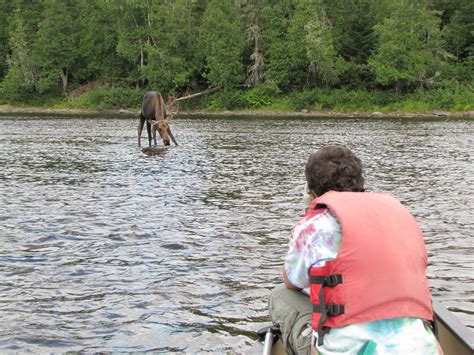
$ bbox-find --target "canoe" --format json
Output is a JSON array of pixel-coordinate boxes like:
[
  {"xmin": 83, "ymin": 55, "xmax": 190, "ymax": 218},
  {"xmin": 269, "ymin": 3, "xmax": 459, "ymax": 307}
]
[
  {"xmin": 432, "ymin": 300, "xmax": 474, "ymax": 355},
  {"xmin": 252, "ymin": 300, "xmax": 474, "ymax": 355}
]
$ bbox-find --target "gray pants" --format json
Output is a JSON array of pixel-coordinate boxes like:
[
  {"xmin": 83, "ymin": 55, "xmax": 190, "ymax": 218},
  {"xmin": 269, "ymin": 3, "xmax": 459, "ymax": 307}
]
[{"xmin": 269, "ymin": 284, "xmax": 313, "ymax": 355}]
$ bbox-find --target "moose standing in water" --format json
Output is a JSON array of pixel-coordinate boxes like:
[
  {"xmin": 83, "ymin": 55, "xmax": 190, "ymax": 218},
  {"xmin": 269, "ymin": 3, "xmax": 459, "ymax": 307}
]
[{"xmin": 137, "ymin": 91, "xmax": 178, "ymax": 147}]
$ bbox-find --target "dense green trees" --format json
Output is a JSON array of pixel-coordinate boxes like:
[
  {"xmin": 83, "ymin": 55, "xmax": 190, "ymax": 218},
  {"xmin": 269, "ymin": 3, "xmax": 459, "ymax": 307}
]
[
  {"xmin": 143, "ymin": 0, "xmax": 200, "ymax": 91},
  {"xmin": 199, "ymin": 0, "xmax": 245, "ymax": 88},
  {"xmin": 437, "ymin": 0, "xmax": 473, "ymax": 83},
  {"xmin": 0, "ymin": 0, "xmax": 472, "ymax": 110},
  {"xmin": 34, "ymin": 0, "xmax": 79, "ymax": 93},
  {"xmin": 78, "ymin": 2, "xmax": 127, "ymax": 86},
  {"xmin": 0, "ymin": 0, "xmax": 13, "ymax": 80},
  {"xmin": 302, "ymin": 0, "xmax": 346, "ymax": 88},
  {"xmin": 368, "ymin": 1, "xmax": 445, "ymax": 91}
]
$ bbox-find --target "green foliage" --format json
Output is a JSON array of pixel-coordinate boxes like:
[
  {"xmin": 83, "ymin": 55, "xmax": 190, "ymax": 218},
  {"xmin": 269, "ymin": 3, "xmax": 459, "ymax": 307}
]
[
  {"xmin": 75, "ymin": 2, "xmax": 127, "ymax": 85},
  {"xmin": 0, "ymin": 83, "xmax": 63, "ymax": 106},
  {"xmin": 0, "ymin": 66, "xmax": 33, "ymax": 102},
  {"xmin": 115, "ymin": 2, "xmax": 145, "ymax": 61},
  {"xmin": 438, "ymin": 0, "xmax": 473, "ymax": 61},
  {"xmin": 243, "ymin": 83, "xmax": 281, "ymax": 108},
  {"xmin": 141, "ymin": 0, "xmax": 199, "ymax": 92},
  {"xmin": 402, "ymin": 83, "xmax": 473, "ymax": 111},
  {"xmin": 33, "ymin": 0, "xmax": 79, "ymax": 93},
  {"xmin": 368, "ymin": 1, "xmax": 445, "ymax": 91},
  {"xmin": 198, "ymin": 0, "xmax": 246, "ymax": 88},
  {"xmin": 244, "ymin": 0, "xmax": 267, "ymax": 87},
  {"xmin": 284, "ymin": 86, "xmax": 474, "ymax": 112},
  {"xmin": 302, "ymin": 1, "xmax": 346, "ymax": 87},
  {"xmin": 68, "ymin": 87, "xmax": 144, "ymax": 109},
  {"xmin": 285, "ymin": 1, "xmax": 314, "ymax": 88},
  {"xmin": 0, "ymin": 0, "xmax": 14, "ymax": 80},
  {"xmin": 207, "ymin": 89, "xmax": 246, "ymax": 110},
  {"xmin": 287, "ymin": 89, "xmax": 395, "ymax": 111},
  {"xmin": 324, "ymin": 0, "xmax": 378, "ymax": 64},
  {"xmin": 260, "ymin": 3, "xmax": 293, "ymax": 88},
  {"xmin": 0, "ymin": 0, "xmax": 472, "ymax": 113},
  {"xmin": 439, "ymin": 0, "xmax": 474, "ymax": 84},
  {"xmin": 2, "ymin": 2, "xmax": 43, "ymax": 96}
]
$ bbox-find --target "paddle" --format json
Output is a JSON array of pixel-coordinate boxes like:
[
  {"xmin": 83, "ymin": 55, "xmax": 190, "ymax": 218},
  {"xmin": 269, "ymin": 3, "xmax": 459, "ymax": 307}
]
[{"xmin": 257, "ymin": 325, "xmax": 281, "ymax": 355}]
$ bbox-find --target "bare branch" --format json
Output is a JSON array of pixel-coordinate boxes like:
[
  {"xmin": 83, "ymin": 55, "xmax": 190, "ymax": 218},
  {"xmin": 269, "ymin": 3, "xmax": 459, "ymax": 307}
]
[
  {"xmin": 174, "ymin": 86, "xmax": 223, "ymax": 102},
  {"xmin": 166, "ymin": 102, "xmax": 179, "ymax": 120}
]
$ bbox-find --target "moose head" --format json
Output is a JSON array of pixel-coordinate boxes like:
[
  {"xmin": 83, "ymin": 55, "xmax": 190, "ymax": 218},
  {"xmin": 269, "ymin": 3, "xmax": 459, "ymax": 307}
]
[
  {"xmin": 148, "ymin": 96, "xmax": 178, "ymax": 146},
  {"xmin": 138, "ymin": 92, "xmax": 179, "ymax": 147}
]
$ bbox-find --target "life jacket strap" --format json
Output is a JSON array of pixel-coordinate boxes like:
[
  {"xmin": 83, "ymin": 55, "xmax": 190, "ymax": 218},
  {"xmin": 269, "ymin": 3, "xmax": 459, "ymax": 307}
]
[
  {"xmin": 309, "ymin": 273, "xmax": 343, "ymax": 346},
  {"xmin": 309, "ymin": 274, "xmax": 343, "ymax": 287},
  {"xmin": 313, "ymin": 303, "xmax": 345, "ymax": 316},
  {"xmin": 316, "ymin": 284, "xmax": 327, "ymax": 346}
]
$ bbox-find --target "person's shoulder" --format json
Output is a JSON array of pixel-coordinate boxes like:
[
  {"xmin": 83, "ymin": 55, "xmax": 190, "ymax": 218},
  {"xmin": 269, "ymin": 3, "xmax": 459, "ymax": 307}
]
[{"xmin": 304, "ymin": 207, "xmax": 340, "ymax": 228}]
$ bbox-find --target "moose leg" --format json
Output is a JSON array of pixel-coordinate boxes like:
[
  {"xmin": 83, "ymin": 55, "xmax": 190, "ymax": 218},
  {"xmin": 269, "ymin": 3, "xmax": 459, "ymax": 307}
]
[
  {"xmin": 146, "ymin": 120, "xmax": 153, "ymax": 147},
  {"xmin": 153, "ymin": 126, "xmax": 158, "ymax": 146},
  {"xmin": 137, "ymin": 114, "xmax": 145, "ymax": 146}
]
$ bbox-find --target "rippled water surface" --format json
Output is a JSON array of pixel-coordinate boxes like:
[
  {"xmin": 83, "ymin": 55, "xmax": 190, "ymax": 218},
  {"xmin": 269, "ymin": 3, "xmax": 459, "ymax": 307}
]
[{"xmin": 0, "ymin": 113, "xmax": 472, "ymax": 353}]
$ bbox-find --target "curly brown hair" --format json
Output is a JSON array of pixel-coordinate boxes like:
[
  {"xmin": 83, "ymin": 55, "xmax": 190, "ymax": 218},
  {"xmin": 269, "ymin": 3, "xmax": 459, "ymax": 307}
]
[{"xmin": 305, "ymin": 146, "xmax": 365, "ymax": 196}]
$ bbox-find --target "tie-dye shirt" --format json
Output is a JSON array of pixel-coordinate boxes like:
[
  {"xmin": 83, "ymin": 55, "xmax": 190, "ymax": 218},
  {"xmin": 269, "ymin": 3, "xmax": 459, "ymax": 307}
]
[{"xmin": 285, "ymin": 208, "xmax": 441, "ymax": 355}]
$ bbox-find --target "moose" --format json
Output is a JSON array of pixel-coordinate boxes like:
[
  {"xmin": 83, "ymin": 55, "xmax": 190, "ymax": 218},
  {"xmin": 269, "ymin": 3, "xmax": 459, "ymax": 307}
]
[{"xmin": 137, "ymin": 91, "xmax": 178, "ymax": 147}]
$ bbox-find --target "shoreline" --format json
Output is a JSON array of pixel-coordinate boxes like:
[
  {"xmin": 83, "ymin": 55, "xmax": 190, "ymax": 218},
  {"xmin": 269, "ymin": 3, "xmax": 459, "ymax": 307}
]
[{"xmin": 0, "ymin": 104, "xmax": 472, "ymax": 119}]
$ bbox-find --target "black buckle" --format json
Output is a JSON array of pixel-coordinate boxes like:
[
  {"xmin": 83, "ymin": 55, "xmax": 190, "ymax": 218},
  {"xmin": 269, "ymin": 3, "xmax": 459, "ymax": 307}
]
[
  {"xmin": 313, "ymin": 304, "xmax": 322, "ymax": 313},
  {"xmin": 309, "ymin": 274, "xmax": 342, "ymax": 286},
  {"xmin": 325, "ymin": 274, "xmax": 342, "ymax": 287},
  {"xmin": 313, "ymin": 303, "xmax": 345, "ymax": 315},
  {"xmin": 327, "ymin": 304, "xmax": 345, "ymax": 316},
  {"xmin": 309, "ymin": 275, "xmax": 324, "ymax": 284}
]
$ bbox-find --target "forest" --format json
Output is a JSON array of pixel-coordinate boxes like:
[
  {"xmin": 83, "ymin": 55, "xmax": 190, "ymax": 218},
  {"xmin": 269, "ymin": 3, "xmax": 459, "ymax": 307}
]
[{"xmin": 0, "ymin": 0, "xmax": 472, "ymax": 112}]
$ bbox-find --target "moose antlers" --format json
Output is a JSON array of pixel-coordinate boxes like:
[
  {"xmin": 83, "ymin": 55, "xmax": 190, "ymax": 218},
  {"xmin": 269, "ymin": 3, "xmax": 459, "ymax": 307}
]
[{"xmin": 165, "ymin": 95, "xmax": 179, "ymax": 120}]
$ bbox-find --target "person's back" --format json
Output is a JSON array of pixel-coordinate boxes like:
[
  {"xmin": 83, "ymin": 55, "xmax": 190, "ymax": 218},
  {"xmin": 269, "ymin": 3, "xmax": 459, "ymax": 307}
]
[{"xmin": 269, "ymin": 146, "xmax": 442, "ymax": 354}]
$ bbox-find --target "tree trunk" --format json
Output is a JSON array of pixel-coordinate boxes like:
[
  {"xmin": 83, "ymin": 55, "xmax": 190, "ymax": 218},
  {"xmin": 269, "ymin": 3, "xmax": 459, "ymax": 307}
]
[
  {"xmin": 61, "ymin": 68, "xmax": 68, "ymax": 93},
  {"xmin": 395, "ymin": 80, "xmax": 402, "ymax": 93},
  {"xmin": 246, "ymin": 24, "xmax": 264, "ymax": 87}
]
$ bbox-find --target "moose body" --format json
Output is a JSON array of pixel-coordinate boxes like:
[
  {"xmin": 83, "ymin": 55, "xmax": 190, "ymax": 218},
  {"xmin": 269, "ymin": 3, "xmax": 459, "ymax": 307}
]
[{"xmin": 138, "ymin": 91, "xmax": 178, "ymax": 147}]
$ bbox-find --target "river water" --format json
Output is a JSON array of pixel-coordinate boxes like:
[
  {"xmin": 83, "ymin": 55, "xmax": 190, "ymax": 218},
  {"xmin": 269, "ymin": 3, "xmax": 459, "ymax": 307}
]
[{"xmin": 0, "ymin": 113, "xmax": 472, "ymax": 353}]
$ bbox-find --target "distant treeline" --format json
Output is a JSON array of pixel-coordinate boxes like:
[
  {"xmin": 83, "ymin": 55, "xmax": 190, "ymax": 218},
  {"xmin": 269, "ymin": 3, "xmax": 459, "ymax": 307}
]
[{"xmin": 0, "ymin": 0, "xmax": 472, "ymax": 111}]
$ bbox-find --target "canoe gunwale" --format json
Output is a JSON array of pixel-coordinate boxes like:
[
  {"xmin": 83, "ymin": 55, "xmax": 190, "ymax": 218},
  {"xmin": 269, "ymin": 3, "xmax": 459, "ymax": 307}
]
[
  {"xmin": 433, "ymin": 299, "xmax": 474, "ymax": 353},
  {"xmin": 252, "ymin": 300, "xmax": 474, "ymax": 355}
]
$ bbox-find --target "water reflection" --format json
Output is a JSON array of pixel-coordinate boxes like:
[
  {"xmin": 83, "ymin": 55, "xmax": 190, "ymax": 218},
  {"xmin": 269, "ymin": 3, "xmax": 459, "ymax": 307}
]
[
  {"xmin": 0, "ymin": 114, "xmax": 472, "ymax": 353},
  {"xmin": 141, "ymin": 146, "xmax": 170, "ymax": 158}
]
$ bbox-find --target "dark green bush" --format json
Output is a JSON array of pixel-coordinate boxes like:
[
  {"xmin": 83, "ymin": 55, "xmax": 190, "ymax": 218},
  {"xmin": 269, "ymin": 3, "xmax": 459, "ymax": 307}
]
[
  {"xmin": 2, "ymin": 82, "xmax": 471, "ymax": 113},
  {"xmin": 69, "ymin": 87, "xmax": 144, "ymax": 109},
  {"xmin": 207, "ymin": 89, "xmax": 246, "ymax": 110},
  {"xmin": 242, "ymin": 83, "xmax": 282, "ymax": 108},
  {"xmin": 288, "ymin": 90, "xmax": 319, "ymax": 110}
]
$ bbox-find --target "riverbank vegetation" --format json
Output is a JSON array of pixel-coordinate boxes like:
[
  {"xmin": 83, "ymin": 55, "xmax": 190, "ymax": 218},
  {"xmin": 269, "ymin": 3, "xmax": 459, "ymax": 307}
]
[{"xmin": 0, "ymin": 0, "xmax": 472, "ymax": 113}]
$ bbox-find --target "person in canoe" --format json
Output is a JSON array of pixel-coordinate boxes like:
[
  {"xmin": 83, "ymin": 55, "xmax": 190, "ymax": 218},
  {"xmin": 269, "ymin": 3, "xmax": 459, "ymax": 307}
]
[{"xmin": 269, "ymin": 146, "xmax": 442, "ymax": 354}]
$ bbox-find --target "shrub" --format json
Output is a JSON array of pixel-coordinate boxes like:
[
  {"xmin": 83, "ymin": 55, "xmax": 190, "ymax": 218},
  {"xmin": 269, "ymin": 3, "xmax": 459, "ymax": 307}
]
[
  {"xmin": 288, "ymin": 90, "xmax": 319, "ymax": 110},
  {"xmin": 207, "ymin": 89, "xmax": 246, "ymax": 110},
  {"xmin": 68, "ymin": 87, "xmax": 144, "ymax": 109},
  {"xmin": 242, "ymin": 83, "xmax": 281, "ymax": 108}
]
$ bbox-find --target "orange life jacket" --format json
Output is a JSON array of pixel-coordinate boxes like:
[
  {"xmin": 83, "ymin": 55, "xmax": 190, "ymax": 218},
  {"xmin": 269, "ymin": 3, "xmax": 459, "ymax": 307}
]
[{"xmin": 308, "ymin": 191, "xmax": 434, "ymax": 346}]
